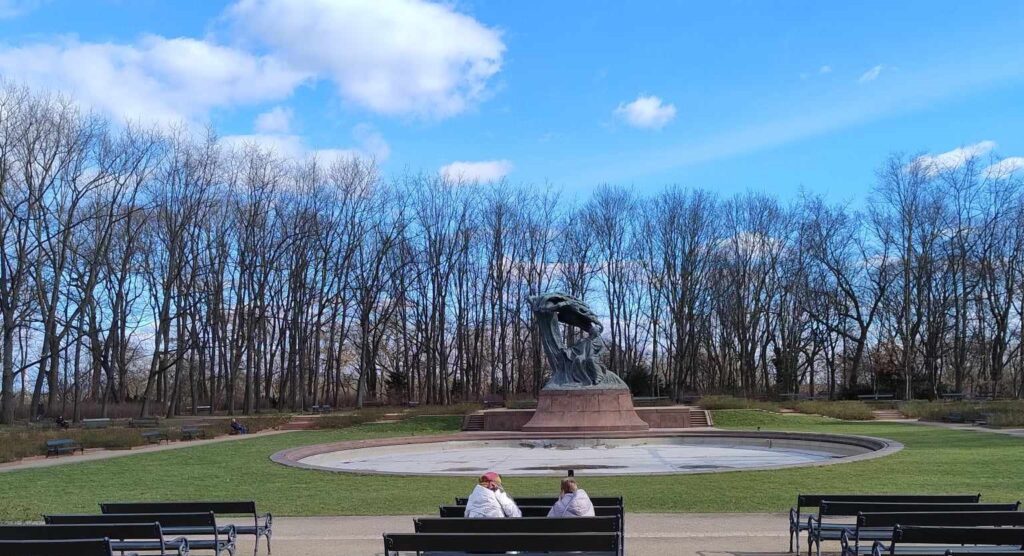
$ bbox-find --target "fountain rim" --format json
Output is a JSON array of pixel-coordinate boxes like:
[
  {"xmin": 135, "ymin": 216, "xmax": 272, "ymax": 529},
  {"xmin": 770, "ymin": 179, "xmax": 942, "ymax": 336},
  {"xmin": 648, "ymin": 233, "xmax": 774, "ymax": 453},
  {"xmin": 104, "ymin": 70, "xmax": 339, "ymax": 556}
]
[{"xmin": 270, "ymin": 429, "xmax": 903, "ymax": 477}]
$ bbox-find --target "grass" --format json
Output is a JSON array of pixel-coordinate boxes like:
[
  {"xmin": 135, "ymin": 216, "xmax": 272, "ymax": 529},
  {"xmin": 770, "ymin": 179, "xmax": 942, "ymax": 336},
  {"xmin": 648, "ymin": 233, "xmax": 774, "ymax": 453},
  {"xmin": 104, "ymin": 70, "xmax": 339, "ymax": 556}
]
[
  {"xmin": 0, "ymin": 411, "xmax": 1022, "ymax": 521},
  {"xmin": 784, "ymin": 400, "xmax": 874, "ymax": 420}
]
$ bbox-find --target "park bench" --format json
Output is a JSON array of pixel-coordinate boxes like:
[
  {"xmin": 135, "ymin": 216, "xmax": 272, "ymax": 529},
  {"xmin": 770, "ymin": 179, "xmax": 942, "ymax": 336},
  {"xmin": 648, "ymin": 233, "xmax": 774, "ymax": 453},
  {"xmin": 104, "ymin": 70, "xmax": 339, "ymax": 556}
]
[
  {"xmin": 180, "ymin": 424, "xmax": 207, "ymax": 440},
  {"xmin": 45, "ymin": 438, "xmax": 84, "ymax": 457},
  {"xmin": 130, "ymin": 417, "xmax": 161, "ymax": 428},
  {"xmin": 974, "ymin": 413, "xmax": 994, "ymax": 426},
  {"xmin": 941, "ymin": 392, "xmax": 966, "ymax": 401},
  {"xmin": 0, "ymin": 523, "xmax": 186, "ymax": 556},
  {"xmin": 871, "ymin": 526, "xmax": 1024, "ymax": 556},
  {"xmin": 100, "ymin": 501, "xmax": 271, "ymax": 555},
  {"xmin": 482, "ymin": 394, "xmax": 505, "ymax": 408},
  {"xmin": 0, "ymin": 538, "xmax": 113, "ymax": 556},
  {"xmin": 83, "ymin": 418, "xmax": 111, "ymax": 429},
  {"xmin": 418, "ymin": 516, "xmax": 624, "ymax": 556},
  {"xmin": 841, "ymin": 512, "xmax": 1024, "ymax": 555},
  {"xmin": 142, "ymin": 430, "xmax": 169, "ymax": 444},
  {"xmin": 48, "ymin": 511, "xmax": 232, "ymax": 556},
  {"xmin": 441, "ymin": 505, "xmax": 623, "ymax": 519},
  {"xmin": 857, "ymin": 393, "xmax": 896, "ymax": 401},
  {"xmin": 632, "ymin": 396, "xmax": 672, "ymax": 407},
  {"xmin": 454, "ymin": 496, "xmax": 624, "ymax": 507},
  {"xmin": 383, "ymin": 532, "xmax": 620, "ymax": 555},
  {"xmin": 945, "ymin": 412, "xmax": 967, "ymax": 423},
  {"xmin": 404, "ymin": 400, "xmax": 420, "ymax": 408},
  {"xmin": 808, "ymin": 502, "xmax": 1020, "ymax": 556},
  {"xmin": 310, "ymin": 404, "xmax": 332, "ymax": 414},
  {"xmin": 788, "ymin": 494, "xmax": 983, "ymax": 554}
]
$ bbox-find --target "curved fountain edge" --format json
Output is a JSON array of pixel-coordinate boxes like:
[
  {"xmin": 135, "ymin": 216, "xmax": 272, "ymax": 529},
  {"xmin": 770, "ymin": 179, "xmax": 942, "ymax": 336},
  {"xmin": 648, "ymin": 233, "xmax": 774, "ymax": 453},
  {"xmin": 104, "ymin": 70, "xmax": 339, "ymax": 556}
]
[{"xmin": 269, "ymin": 429, "xmax": 904, "ymax": 476}]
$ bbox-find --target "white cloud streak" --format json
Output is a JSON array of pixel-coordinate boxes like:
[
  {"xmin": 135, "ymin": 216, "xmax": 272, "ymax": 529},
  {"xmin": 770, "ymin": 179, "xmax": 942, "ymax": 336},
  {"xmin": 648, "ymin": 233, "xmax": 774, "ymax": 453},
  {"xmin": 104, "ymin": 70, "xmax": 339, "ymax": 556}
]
[
  {"xmin": 916, "ymin": 140, "xmax": 997, "ymax": 175},
  {"xmin": 859, "ymin": 64, "xmax": 884, "ymax": 83}
]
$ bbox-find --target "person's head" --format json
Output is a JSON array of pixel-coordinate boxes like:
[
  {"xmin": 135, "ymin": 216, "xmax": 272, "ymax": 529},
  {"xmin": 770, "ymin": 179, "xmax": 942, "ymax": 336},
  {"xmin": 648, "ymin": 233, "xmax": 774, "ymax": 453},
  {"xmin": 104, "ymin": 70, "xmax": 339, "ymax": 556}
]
[
  {"xmin": 560, "ymin": 478, "xmax": 578, "ymax": 495},
  {"xmin": 479, "ymin": 471, "xmax": 502, "ymax": 491}
]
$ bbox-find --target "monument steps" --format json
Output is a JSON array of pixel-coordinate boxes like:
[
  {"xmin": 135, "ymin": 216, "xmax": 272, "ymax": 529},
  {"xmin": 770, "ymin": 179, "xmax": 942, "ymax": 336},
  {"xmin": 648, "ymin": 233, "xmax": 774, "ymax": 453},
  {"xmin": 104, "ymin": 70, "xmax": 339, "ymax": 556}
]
[{"xmin": 463, "ymin": 413, "xmax": 485, "ymax": 431}]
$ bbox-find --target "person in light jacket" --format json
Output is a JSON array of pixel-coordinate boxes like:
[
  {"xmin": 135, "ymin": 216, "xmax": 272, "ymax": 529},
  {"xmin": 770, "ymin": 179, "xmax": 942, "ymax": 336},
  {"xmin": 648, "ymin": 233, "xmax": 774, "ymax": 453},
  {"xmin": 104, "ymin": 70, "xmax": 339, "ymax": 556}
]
[
  {"xmin": 464, "ymin": 471, "xmax": 522, "ymax": 518},
  {"xmin": 547, "ymin": 478, "xmax": 596, "ymax": 517}
]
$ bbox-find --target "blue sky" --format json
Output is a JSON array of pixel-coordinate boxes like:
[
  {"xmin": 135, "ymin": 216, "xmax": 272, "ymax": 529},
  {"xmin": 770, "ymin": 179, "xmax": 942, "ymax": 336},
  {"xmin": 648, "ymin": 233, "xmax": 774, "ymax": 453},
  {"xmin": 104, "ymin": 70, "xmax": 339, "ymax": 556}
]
[{"xmin": 2, "ymin": 0, "xmax": 1023, "ymax": 202}]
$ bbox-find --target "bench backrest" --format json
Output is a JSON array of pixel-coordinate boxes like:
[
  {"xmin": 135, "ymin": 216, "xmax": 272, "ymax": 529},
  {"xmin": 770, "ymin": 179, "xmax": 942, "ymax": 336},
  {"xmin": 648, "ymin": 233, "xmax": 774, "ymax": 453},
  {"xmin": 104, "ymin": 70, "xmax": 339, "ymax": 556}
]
[
  {"xmin": 45, "ymin": 439, "xmax": 77, "ymax": 447},
  {"xmin": 0, "ymin": 538, "xmax": 112, "ymax": 556},
  {"xmin": 454, "ymin": 496, "xmax": 624, "ymax": 507},
  {"xmin": 797, "ymin": 494, "xmax": 980, "ymax": 509},
  {"xmin": 383, "ymin": 532, "xmax": 618, "ymax": 553},
  {"xmin": 415, "ymin": 516, "xmax": 620, "ymax": 534},
  {"xmin": 101, "ymin": 501, "xmax": 256, "ymax": 516},
  {"xmin": 894, "ymin": 525, "xmax": 1024, "ymax": 547},
  {"xmin": 820, "ymin": 501, "xmax": 1018, "ymax": 516},
  {"xmin": 48, "ymin": 512, "xmax": 216, "ymax": 528},
  {"xmin": 859, "ymin": 511, "xmax": 1024, "ymax": 529},
  {"xmin": 0, "ymin": 523, "xmax": 162, "ymax": 542},
  {"xmin": 440, "ymin": 505, "xmax": 623, "ymax": 518}
]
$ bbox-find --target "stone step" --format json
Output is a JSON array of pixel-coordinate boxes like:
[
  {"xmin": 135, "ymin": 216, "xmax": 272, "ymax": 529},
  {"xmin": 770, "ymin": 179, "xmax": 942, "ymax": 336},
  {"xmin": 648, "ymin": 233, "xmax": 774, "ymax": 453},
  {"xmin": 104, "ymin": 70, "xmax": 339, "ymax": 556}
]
[{"xmin": 463, "ymin": 413, "xmax": 485, "ymax": 431}]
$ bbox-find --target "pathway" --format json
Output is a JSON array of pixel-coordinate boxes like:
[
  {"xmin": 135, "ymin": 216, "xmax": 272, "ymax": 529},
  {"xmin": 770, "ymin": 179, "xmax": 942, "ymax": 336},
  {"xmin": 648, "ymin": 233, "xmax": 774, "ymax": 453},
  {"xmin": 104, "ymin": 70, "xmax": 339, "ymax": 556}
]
[{"xmin": 233, "ymin": 513, "xmax": 791, "ymax": 556}]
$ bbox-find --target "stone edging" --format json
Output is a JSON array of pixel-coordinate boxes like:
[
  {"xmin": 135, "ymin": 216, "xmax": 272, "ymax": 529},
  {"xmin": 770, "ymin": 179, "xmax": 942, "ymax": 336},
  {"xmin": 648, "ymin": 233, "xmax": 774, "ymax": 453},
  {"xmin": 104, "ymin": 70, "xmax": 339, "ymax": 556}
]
[{"xmin": 270, "ymin": 429, "xmax": 903, "ymax": 476}]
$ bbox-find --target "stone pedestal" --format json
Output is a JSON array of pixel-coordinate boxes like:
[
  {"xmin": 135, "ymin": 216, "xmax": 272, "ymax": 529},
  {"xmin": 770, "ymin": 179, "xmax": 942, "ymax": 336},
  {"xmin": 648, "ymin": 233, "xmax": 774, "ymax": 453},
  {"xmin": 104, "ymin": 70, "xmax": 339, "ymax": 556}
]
[{"xmin": 522, "ymin": 388, "xmax": 650, "ymax": 433}]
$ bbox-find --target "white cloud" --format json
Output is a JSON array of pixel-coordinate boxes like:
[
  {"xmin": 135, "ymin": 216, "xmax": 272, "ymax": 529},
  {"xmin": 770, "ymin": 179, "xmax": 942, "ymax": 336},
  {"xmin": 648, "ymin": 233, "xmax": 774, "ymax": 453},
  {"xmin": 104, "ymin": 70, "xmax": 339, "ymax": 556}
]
[
  {"xmin": 859, "ymin": 65, "xmax": 884, "ymax": 83},
  {"xmin": 819, "ymin": 65, "xmax": 832, "ymax": 74},
  {"xmin": 0, "ymin": 35, "xmax": 307, "ymax": 124},
  {"xmin": 226, "ymin": 0, "xmax": 505, "ymax": 118},
  {"xmin": 223, "ymin": 122, "xmax": 390, "ymax": 164},
  {"xmin": 917, "ymin": 140, "xmax": 997, "ymax": 175},
  {"xmin": 613, "ymin": 95, "xmax": 677, "ymax": 129},
  {"xmin": 0, "ymin": 0, "xmax": 43, "ymax": 19},
  {"xmin": 254, "ymin": 105, "xmax": 293, "ymax": 133},
  {"xmin": 439, "ymin": 159, "xmax": 512, "ymax": 183},
  {"xmin": 984, "ymin": 157, "xmax": 1024, "ymax": 178}
]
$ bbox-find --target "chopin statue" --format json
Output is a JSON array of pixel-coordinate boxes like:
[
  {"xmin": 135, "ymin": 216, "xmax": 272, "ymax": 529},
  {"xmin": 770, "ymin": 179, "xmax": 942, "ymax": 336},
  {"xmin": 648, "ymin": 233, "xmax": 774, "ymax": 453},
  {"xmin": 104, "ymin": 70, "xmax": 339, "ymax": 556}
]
[{"xmin": 529, "ymin": 292, "xmax": 628, "ymax": 390}]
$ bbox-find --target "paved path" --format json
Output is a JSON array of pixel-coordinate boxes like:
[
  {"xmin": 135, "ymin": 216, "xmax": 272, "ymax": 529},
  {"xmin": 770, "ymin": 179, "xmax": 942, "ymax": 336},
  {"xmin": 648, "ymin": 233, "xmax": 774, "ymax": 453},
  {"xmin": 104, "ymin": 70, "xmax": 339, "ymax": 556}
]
[
  {"xmin": 233, "ymin": 513, "xmax": 791, "ymax": 556},
  {"xmin": 892, "ymin": 418, "xmax": 1024, "ymax": 438},
  {"xmin": 0, "ymin": 429, "xmax": 294, "ymax": 473}
]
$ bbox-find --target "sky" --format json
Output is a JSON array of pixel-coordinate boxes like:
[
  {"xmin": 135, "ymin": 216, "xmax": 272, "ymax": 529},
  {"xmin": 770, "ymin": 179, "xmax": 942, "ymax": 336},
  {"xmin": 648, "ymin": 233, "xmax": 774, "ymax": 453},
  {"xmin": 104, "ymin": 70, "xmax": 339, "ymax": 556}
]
[{"xmin": 1, "ymin": 0, "xmax": 1023, "ymax": 203}]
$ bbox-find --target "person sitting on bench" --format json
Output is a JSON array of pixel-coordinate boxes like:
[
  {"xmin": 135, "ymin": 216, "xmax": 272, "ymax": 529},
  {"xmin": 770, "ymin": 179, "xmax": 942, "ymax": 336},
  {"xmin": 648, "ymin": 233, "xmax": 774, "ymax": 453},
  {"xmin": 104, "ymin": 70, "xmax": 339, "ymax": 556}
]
[
  {"xmin": 548, "ymin": 478, "xmax": 596, "ymax": 517},
  {"xmin": 55, "ymin": 415, "xmax": 69, "ymax": 429},
  {"xmin": 230, "ymin": 419, "xmax": 248, "ymax": 435},
  {"xmin": 464, "ymin": 471, "xmax": 522, "ymax": 518}
]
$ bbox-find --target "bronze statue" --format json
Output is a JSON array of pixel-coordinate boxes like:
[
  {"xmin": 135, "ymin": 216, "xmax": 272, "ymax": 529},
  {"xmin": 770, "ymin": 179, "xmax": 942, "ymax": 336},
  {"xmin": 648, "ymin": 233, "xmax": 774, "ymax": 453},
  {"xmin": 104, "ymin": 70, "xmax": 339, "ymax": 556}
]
[{"xmin": 529, "ymin": 292, "xmax": 627, "ymax": 390}]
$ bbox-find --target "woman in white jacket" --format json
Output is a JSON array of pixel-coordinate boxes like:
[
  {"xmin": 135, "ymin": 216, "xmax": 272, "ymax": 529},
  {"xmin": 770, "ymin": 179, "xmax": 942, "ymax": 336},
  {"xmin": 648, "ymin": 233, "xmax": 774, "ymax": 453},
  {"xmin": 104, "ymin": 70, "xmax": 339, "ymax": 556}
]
[
  {"xmin": 547, "ymin": 478, "xmax": 596, "ymax": 517},
  {"xmin": 464, "ymin": 471, "xmax": 522, "ymax": 518}
]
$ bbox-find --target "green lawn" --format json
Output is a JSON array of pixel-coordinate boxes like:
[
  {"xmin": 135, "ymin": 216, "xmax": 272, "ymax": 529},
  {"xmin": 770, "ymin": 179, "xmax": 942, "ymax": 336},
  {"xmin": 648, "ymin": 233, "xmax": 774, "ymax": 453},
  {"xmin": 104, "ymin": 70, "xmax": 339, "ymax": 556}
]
[{"xmin": 0, "ymin": 410, "xmax": 1022, "ymax": 521}]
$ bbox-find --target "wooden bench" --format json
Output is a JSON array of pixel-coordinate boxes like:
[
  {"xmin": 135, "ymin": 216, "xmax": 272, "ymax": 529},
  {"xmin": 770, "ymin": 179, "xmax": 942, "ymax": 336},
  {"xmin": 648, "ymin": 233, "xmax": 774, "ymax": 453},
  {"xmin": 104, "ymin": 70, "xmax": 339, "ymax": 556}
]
[
  {"xmin": 808, "ymin": 501, "xmax": 1020, "ymax": 556},
  {"xmin": 940, "ymin": 392, "xmax": 966, "ymax": 401},
  {"xmin": 310, "ymin": 405, "xmax": 333, "ymax": 414},
  {"xmin": 100, "ymin": 500, "xmax": 271, "ymax": 555},
  {"xmin": 180, "ymin": 424, "xmax": 207, "ymax": 440},
  {"xmin": 872, "ymin": 526, "xmax": 1024, "ymax": 556},
  {"xmin": 82, "ymin": 418, "xmax": 111, "ymax": 429},
  {"xmin": 404, "ymin": 401, "xmax": 420, "ymax": 408},
  {"xmin": 788, "ymin": 494, "xmax": 983, "ymax": 554},
  {"xmin": 383, "ymin": 532, "xmax": 620, "ymax": 555},
  {"xmin": 441, "ymin": 505, "xmax": 623, "ymax": 519},
  {"xmin": 45, "ymin": 438, "xmax": 84, "ymax": 457},
  {"xmin": 141, "ymin": 430, "xmax": 169, "ymax": 444},
  {"xmin": 48, "ymin": 511, "xmax": 232, "ymax": 556},
  {"xmin": 0, "ymin": 538, "xmax": 113, "ymax": 556},
  {"xmin": 857, "ymin": 393, "xmax": 896, "ymax": 401},
  {"xmin": 0, "ymin": 523, "xmax": 184, "ymax": 556},
  {"xmin": 482, "ymin": 394, "xmax": 505, "ymax": 409},
  {"xmin": 841, "ymin": 511, "xmax": 1024, "ymax": 555},
  {"xmin": 129, "ymin": 417, "xmax": 160, "ymax": 428},
  {"xmin": 418, "ymin": 516, "xmax": 623, "ymax": 556}
]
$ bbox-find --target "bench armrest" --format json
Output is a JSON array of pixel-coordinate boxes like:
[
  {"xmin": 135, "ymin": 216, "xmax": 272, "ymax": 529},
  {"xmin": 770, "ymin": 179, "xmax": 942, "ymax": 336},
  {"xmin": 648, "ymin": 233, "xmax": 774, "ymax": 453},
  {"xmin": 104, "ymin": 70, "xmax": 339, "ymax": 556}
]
[
  {"xmin": 789, "ymin": 507, "xmax": 798, "ymax": 530},
  {"xmin": 840, "ymin": 527, "xmax": 854, "ymax": 555},
  {"xmin": 261, "ymin": 512, "xmax": 273, "ymax": 530},
  {"xmin": 870, "ymin": 540, "xmax": 887, "ymax": 556},
  {"xmin": 171, "ymin": 537, "xmax": 190, "ymax": 556}
]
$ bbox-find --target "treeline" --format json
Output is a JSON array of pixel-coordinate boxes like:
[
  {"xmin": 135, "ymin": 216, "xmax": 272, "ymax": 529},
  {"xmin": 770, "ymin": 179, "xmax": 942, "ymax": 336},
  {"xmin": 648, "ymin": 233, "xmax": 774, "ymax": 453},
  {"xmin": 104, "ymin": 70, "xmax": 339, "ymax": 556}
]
[{"xmin": 2, "ymin": 84, "xmax": 1023, "ymax": 423}]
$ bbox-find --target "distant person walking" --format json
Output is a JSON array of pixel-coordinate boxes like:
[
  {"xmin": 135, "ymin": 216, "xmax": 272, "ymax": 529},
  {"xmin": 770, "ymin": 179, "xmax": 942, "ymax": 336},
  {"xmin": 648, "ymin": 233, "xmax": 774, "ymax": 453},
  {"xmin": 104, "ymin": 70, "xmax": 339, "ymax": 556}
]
[
  {"xmin": 464, "ymin": 471, "xmax": 522, "ymax": 518},
  {"xmin": 547, "ymin": 478, "xmax": 595, "ymax": 517}
]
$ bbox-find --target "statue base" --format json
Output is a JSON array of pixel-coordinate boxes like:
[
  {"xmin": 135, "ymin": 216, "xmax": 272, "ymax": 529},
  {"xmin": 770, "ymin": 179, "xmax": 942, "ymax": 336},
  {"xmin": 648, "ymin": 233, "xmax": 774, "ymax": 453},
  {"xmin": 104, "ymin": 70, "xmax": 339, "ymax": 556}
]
[{"xmin": 522, "ymin": 388, "xmax": 650, "ymax": 433}]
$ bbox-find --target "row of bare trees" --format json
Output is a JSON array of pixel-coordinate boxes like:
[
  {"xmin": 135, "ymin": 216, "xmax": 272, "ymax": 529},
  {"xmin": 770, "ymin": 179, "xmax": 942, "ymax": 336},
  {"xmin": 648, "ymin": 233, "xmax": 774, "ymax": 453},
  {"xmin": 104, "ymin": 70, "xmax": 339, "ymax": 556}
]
[{"xmin": 2, "ymin": 84, "xmax": 1023, "ymax": 422}]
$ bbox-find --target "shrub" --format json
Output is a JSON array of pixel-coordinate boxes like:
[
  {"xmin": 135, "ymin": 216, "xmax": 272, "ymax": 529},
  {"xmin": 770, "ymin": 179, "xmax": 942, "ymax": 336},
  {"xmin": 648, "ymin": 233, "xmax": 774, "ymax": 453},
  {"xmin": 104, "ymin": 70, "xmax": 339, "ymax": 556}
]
[
  {"xmin": 900, "ymin": 400, "xmax": 1024, "ymax": 426},
  {"xmin": 788, "ymin": 400, "xmax": 874, "ymax": 420},
  {"xmin": 697, "ymin": 395, "xmax": 780, "ymax": 412}
]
